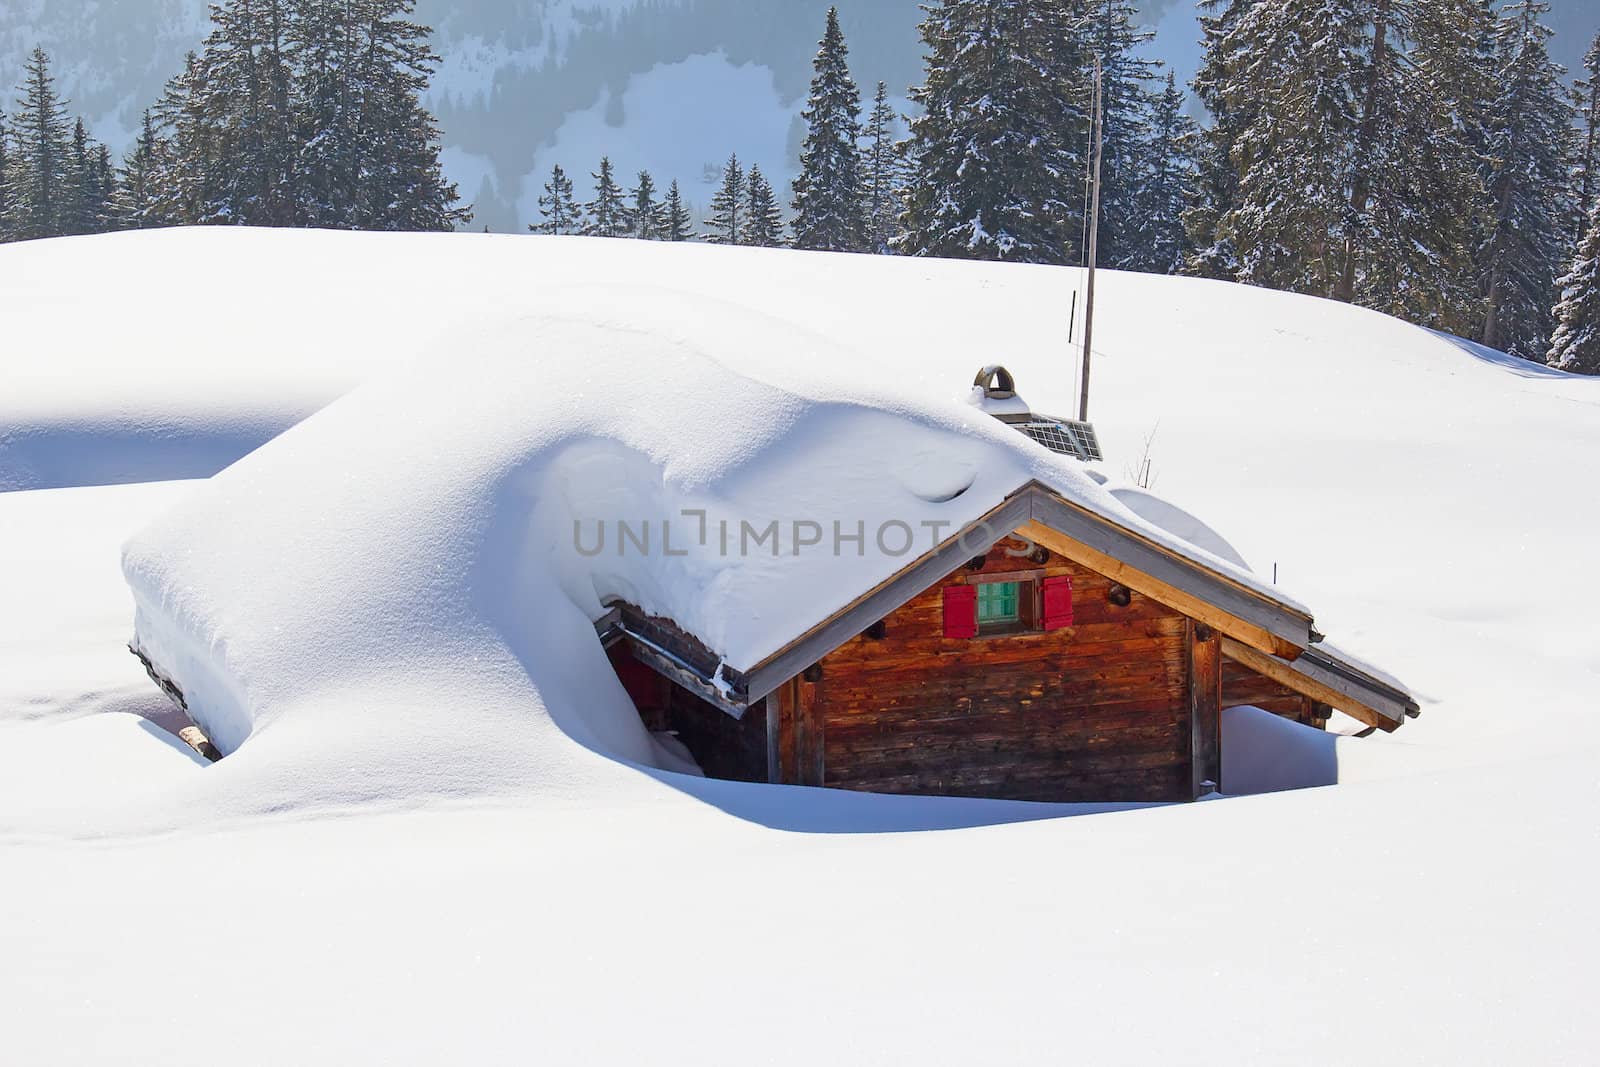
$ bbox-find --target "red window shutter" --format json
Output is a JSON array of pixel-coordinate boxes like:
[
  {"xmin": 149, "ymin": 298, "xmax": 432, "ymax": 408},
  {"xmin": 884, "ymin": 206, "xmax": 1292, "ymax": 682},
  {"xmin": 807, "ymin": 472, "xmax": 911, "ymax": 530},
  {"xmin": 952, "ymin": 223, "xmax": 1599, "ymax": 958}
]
[
  {"xmin": 942, "ymin": 585, "xmax": 977, "ymax": 639},
  {"xmin": 1041, "ymin": 576, "xmax": 1074, "ymax": 631}
]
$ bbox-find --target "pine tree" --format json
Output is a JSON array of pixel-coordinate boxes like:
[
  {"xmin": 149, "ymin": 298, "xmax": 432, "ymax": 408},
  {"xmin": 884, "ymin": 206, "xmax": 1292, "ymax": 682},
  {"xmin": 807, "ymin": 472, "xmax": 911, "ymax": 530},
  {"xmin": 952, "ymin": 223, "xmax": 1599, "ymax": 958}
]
[
  {"xmin": 93, "ymin": 144, "xmax": 116, "ymax": 230},
  {"xmin": 900, "ymin": 0, "xmax": 1089, "ymax": 263},
  {"xmin": 1572, "ymin": 33, "xmax": 1600, "ymax": 244},
  {"xmin": 704, "ymin": 153, "xmax": 744, "ymax": 244},
  {"xmin": 308, "ymin": 0, "xmax": 465, "ymax": 230},
  {"xmin": 1084, "ymin": 0, "xmax": 1161, "ymax": 271},
  {"xmin": 584, "ymin": 156, "xmax": 630, "ymax": 237},
  {"xmin": 1132, "ymin": 74, "xmax": 1197, "ymax": 275},
  {"xmin": 861, "ymin": 81, "xmax": 903, "ymax": 254},
  {"xmin": 181, "ymin": 0, "xmax": 296, "ymax": 225},
  {"xmin": 0, "ymin": 113, "xmax": 10, "ymax": 242},
  {"xmin": 745, "ymin": 164, "xmax": 786, "ymax": 247},
  {"xmin": 351, "ymin": 0, "xmax": 469, "ymax": 231},
  {"xmin": 662, "ymin": 178, "xmax": 693, "ymax": 241},
  {"xmin": 1331, "ymin": 0, "xmax": 1486, "ymax": 330},
  {"xmin": 289, "ymin": 0, "xmax": 358, "ymax": 226},
  {"xmin": 4, "ymin": 47, "xmax": 72, "ymax": 241},
  {"xmin": 792, "ymin": 7, "xmax": 865, "ymax": 251},
  {"xmin": 531, "ymin": 163, "xmax": 580, "ymax": 235},
  {"xmin": 160, "ymin": 0, "xmax": 463, "ymax": 230},
  {"xmin": 1212, "ymin": 0, "xmax": 1365, "ymax": 296},
  {"xmin": 1477, "ymin": 0, "xmax": 1573, "ymax": 358},
  {"xmin": 62, "ymin": 119, "xmax": 105, "ymax": 236},
  {"xmin": 630, "ymin": 170, "xmax": 662, "ymax": 239},
  {"xmin": 1549, "ymin": 196, "xmax": 1600, "ymax": 373},
  {"xmin": 1184, "ymin": 0, "xmax": 1256, "ymax": 278},
  {"xmin": 120, "ymin": 125, "xmax": 162, "ymax": 232}
]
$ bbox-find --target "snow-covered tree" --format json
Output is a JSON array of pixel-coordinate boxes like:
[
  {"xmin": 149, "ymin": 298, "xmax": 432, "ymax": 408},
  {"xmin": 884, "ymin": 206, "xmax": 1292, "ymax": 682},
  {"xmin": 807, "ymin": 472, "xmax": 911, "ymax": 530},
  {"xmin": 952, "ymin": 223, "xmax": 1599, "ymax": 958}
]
[
  {"xmin": 157, "ymin": 0, "xmax": 464, "ymax": 230},
  {"xmin": 115, "ymin": 113, "xmax": 158, "ymax": 225},
  {"xmin": 791, "ymin": 7, "xmax": 864, "ymax": 252},
  {"xmin": 311, "ymin": 0, "xmax": 465, "ymax": 230},
  {"xmin": 1211, "ymin": 0, "xmax": 1365, "ymax": 296},
  {"xmin": 1477, "ymin": 0, "xmax": 1573, "ymax": 358},
  {"xmin": 62, "ymin": 119, "xmax": 111, "ymax": 235},
  {"xmin": 630, "ymin": 170, "xmax": 662, "ymax": 239},
  {"xmin": 900, "ymin": 0, "xmax": 1089, "ymax": 263},
  {"xmin": 351, "ymin": 2, "xmax": 469, "ymax": 232},
  {"xmin": 704, "ymin": 153, "xmax": 743, "ymax": 244},
  {"xmin": 1572, "ymin": 33, "xmax": 1600, "ymax": 244},
  {"xmin": 150, "ymin": 52, "xmax": 215, "ymax": 225},
  {"xmin": 1549, "ymin": 197, "xmax": 1600, "ymax": 373},
  {"xmin": 1184, "ymin": 0, "xmax": 1255, "ymax": 279},
  {"xmin": 745, "ymin": 164, "xmax": 786, "ymax": 247},
  {"xmin": 1187, "ymin": 0, "xmax": 1484, "ymax": 326},
  {"xmin": 584, "ymin": 156, "xmax": 630, "ymax": 237},
  {"xmin": 1342, "ymin": 0, "xmax": 1485, "ymax": 331},
  {"xmin": 1131, "ymin": 73, "xmax": 1197, "ymax": 275},
  {"xmin": 662, "ymin": 179, "xmax": 693, "ymax": 241},
  {"xmin": 0, "ymin": 112, "xmax": 10, "ymax": 242},
  {"xmin": 180, "ymin": 0, "xmax": 296, "ymax": 225},
  {"xmin": 531, "ymin": 163, "xmax": 580, "ymax": 235},
  {"xmin": 4, "ymin": 47, "xmax": 72, "ymax": 241},
  {"xmin": 1084, "ymin": 0, "xmax": 1161, "ymax": 271},
  {"xmin": 861, "ymin": 80, "xmax": 904, "ymax": 255}
]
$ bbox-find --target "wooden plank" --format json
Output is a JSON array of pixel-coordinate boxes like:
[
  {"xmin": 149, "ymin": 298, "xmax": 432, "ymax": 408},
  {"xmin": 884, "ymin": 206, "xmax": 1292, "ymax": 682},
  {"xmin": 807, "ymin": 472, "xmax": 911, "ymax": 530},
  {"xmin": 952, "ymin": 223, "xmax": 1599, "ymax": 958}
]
[
  {"xmin": 622, "ymin": 635, "xmax": 746, "ymax": 719},
  {"xmin": 1189, "ymin": 622, "xmax": 1221, "ymax": 796},
  {"xmin": 740, "ymin": 492, "xmax": 1034, "ymax": 699},
  {"xmin": 1025, "ymin": 488, "xmax": 1315, "ymax": 657},
  {"xmin": 799, "ymin": 676, "xmax": 823, "ymax": 787},
  {"xmin": 765, "ymin": 695, "xmax": 780, "ymax": 784},
  {"xmin": 811, "ymin": 532, "xmax": 1193, "ymax": 802},
  {"xmin": 1219, "ymin": 638, "xmax": 1406, "ymax": 732},
  {"xmin": 777, "ymin": 680, "xmax": 798, "ymax": 785}
]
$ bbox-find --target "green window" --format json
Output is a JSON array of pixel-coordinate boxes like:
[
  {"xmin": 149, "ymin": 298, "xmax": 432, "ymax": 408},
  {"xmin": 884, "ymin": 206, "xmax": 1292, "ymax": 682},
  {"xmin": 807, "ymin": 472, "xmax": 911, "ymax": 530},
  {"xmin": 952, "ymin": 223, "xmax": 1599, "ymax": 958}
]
[{"xmin": 976, "ymin": 581, "xmax": 1021, "ymax": 626}]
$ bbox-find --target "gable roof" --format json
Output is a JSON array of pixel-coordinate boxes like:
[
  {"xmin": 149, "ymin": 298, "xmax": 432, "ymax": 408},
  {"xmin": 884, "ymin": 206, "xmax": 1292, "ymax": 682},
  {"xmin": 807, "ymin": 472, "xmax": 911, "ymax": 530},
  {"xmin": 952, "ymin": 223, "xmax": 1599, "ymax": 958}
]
[
  {"xmin": 738, "ymin": 481, "xmax": 1320, "ymax": 702},
  {"xmin": 597, "ymin": 477, "xmax": 1351, "ymax": 714}
]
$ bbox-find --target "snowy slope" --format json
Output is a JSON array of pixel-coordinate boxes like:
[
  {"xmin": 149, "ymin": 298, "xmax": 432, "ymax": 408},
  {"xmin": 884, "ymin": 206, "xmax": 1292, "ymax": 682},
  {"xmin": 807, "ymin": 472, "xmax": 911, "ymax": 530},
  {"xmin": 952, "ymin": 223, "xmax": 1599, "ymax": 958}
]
[{"xmin": 1, "ymin": 229, "xmax": 1598, "ymax": 1064}]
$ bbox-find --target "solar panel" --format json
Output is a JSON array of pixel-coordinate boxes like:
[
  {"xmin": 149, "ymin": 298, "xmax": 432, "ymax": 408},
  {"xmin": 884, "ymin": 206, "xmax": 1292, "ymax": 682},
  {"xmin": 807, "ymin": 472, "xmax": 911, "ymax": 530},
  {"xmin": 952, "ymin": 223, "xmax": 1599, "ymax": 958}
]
[
  {"xmin": 970, "ymin": 366, "xmax": 1102, "ymax": 464},
  {"xmin": 1015, "ymin": 416, "xmax": 1103, "ymax": 463}
]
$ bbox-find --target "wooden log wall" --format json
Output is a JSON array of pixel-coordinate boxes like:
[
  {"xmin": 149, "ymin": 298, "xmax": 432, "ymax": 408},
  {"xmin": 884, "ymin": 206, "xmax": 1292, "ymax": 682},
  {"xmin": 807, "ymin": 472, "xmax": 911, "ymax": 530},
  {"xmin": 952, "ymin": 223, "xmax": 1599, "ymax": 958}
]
[
  {"xmin": 809, "ymin": 540, "xmax": 1194, "ymax": 803},
  {"xmin": 1220, "ymin": 658, "xmax": 1330, "ymax": 729},
  {"xmin": 666, "ymin": 682, "xmax": 769, "ymax": 783},
  {"xmin": 608, "ymin": 643, "xmax": 770, "ymax": 782},
  {"xmin": 1189, "ymin": 624, "xmax": 1221, "ymax": 794}
]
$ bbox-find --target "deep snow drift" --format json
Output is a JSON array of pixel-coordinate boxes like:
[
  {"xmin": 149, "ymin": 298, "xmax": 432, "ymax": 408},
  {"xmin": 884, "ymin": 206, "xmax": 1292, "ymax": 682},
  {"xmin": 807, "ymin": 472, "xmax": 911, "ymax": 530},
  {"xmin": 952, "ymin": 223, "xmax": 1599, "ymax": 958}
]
[
  {"xmin": 117, "ymin": 285, "xmax": 1327, "ymax": 831},
  {"xmin": 2, "ymin": 229, "xmax": 1598, "ymax": 1065}
]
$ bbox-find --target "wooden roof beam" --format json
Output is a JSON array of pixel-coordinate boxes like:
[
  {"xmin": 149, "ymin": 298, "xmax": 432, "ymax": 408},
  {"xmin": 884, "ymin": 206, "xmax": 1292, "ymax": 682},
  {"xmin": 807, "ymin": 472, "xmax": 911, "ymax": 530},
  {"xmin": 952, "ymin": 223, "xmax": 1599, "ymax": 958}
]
[{"xmin": 1220, "ymin": 637, "xmax": 1409, "ymax": 733}]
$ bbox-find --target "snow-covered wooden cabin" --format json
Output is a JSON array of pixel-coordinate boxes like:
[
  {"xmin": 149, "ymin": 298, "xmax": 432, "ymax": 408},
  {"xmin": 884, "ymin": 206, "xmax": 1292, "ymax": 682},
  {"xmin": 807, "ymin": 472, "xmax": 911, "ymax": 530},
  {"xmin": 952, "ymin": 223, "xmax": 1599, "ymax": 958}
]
[{"xmin": 599, "ymin": 368, "xmax": 1417, "ymax": 803}]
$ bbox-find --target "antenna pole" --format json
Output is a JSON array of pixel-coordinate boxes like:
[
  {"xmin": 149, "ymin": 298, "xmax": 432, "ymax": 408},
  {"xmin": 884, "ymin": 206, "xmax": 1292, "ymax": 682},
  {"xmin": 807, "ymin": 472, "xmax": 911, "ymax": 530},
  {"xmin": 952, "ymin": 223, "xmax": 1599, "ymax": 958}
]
[{"xmin": 1079, "ymin": 57, "xmax": 1104, "ymax": 424}]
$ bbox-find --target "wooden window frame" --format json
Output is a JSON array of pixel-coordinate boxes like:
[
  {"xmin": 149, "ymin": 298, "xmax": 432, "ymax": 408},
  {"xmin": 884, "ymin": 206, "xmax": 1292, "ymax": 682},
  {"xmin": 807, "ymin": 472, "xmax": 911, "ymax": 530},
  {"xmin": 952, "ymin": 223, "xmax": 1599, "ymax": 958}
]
[{"xmin": 965, "ymin": 569, "xmax": 1045, "ymax": 637}]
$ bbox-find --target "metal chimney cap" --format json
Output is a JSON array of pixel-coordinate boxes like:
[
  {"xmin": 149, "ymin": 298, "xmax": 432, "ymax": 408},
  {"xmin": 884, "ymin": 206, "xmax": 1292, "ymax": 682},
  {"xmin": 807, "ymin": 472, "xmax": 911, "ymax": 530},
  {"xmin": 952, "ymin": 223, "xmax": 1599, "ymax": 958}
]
[{"xmin": 973, "ymin": 365, "xmax": 1016, "ymax": 400}]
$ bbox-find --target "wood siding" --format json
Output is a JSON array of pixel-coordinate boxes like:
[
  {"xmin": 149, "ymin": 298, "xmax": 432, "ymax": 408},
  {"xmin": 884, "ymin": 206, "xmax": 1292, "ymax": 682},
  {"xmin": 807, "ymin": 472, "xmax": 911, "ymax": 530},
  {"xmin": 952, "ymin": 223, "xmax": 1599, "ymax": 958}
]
[
  {"xmin": 810, "ymin": 541, "xmax": 1194, "ymax": 803},
  {"xmin": 1220, "ymin": 658, "xmax": 1329, "ymax": 729},
  {"xmin": 608, "ymin": 644, "xmax": 769, "ymax": 782}
]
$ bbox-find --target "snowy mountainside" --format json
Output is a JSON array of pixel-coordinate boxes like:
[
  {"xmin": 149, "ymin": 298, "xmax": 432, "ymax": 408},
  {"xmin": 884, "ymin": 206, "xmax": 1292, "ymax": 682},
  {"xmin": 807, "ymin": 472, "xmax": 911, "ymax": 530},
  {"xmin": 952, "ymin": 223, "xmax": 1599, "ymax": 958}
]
[
  {"xmin": 1, "ymin": 228, "xmax": 1598, "ymax": 1063},
  {"xmin": 12, "ymin": 0, "xmax": 1594, "ymax": 233},
  {"xmin": 3, "ymin": 225, "xmax": 1598, "ymax": 788}
]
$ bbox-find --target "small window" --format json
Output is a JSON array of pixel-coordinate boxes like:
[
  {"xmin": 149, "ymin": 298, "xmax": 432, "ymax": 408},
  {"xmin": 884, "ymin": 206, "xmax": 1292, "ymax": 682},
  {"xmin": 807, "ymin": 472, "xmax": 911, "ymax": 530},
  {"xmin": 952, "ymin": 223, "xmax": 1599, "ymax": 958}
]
[{"xmin": 977, "ymin": 581, "xmax": 1022, "ymax": 628}]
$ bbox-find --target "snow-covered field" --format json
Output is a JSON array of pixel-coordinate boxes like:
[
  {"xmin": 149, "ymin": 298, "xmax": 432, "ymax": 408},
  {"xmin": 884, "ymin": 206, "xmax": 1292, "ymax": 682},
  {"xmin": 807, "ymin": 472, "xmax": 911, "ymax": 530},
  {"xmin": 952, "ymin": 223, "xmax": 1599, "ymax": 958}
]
[{"xmin": 2, "ymin": 229, "xmax": 1598, "ymax": 1064}]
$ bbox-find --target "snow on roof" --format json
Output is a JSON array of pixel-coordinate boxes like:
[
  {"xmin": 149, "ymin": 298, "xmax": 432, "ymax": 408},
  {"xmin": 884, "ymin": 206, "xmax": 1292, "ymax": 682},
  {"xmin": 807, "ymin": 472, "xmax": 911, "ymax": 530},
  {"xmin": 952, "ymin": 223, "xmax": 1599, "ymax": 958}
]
[{"xmin": 120, "ymin": 264, "xmax": 1306, "ymax": 775}]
